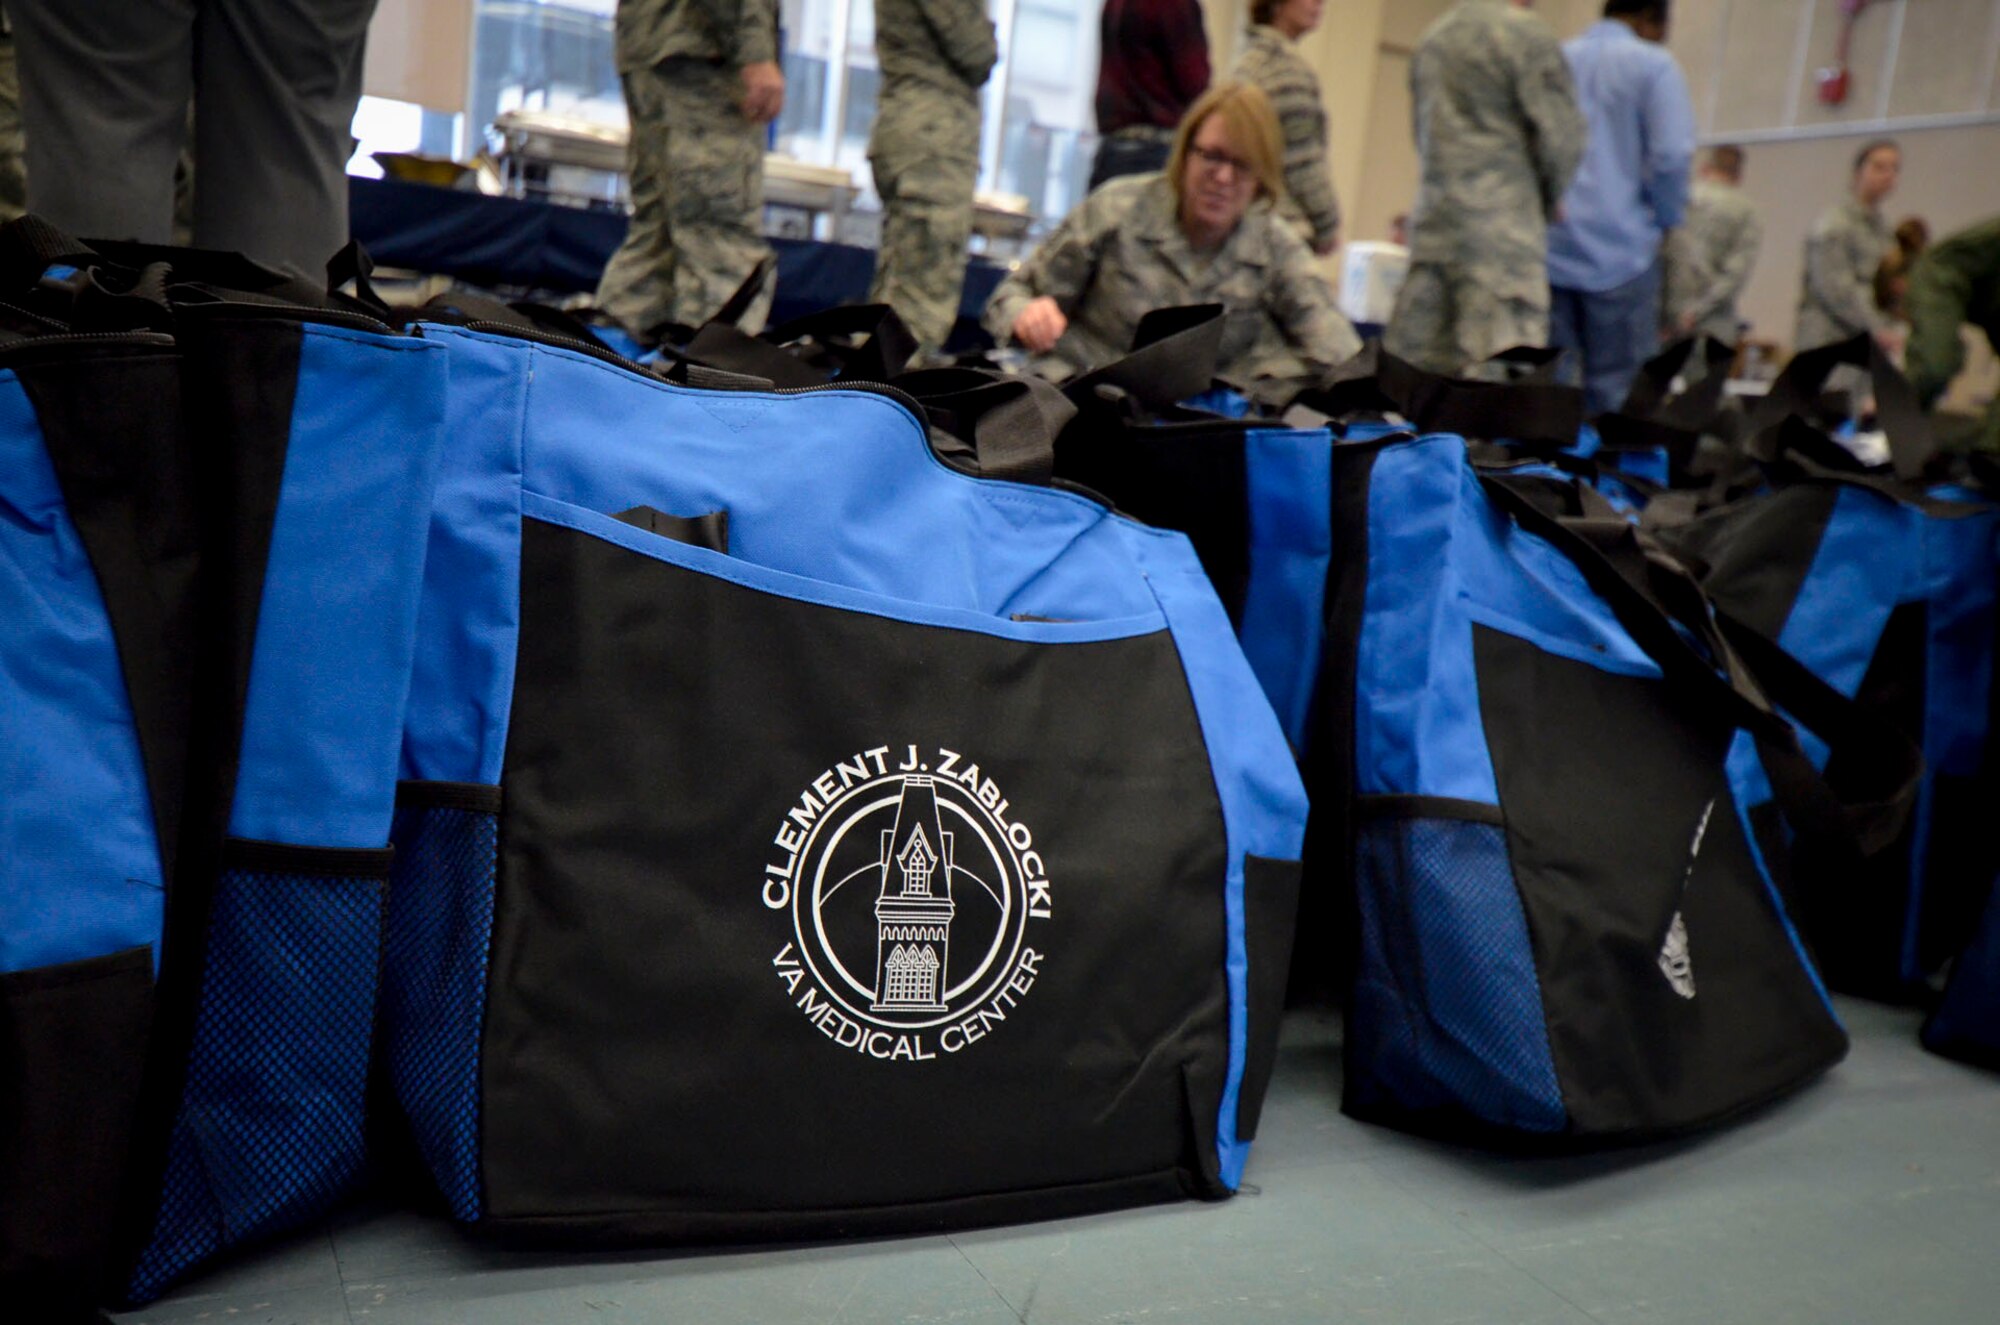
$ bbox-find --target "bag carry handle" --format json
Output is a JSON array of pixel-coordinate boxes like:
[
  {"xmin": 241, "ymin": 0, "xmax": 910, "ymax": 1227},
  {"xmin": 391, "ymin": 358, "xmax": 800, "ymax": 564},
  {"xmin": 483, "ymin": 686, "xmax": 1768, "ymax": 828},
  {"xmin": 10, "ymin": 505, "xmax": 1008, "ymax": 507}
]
[
  {"xmin": 1748, "ymin": 332, "xmax": 1935, "ymax": 481},
  {"xmin": 1062, "ymin": 302, "xmax": 1227, "ymax": 416},
  {"xmin": 894, "ymin": 367, "xmax": 1072, "ymax": 485},
  {"xmin": 762, "ymin": 303, "xmax": 919, "ymax": 382},
  {"xmin": 683, "ymin": 320, "xmax": 831, "ymax": 388},
  {"xmin": 1301, "ymin": 341, "xmax": 1585, "ymax": 446},
  {"xmin": 1478, "ymin": 472, "xmax": 1922, "ymax": 863},
  {"xmin": 1618, "ymin": 334, "xmax": 1735, "ymax": 431}
]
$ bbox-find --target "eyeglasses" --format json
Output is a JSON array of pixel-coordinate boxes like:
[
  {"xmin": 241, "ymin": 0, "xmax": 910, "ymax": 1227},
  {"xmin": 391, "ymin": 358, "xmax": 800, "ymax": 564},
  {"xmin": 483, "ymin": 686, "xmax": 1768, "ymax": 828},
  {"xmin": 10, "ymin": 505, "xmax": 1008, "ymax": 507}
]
[{"xmin": 1187, "ymin": 144, "xmax": 1254, "ymax": 180}]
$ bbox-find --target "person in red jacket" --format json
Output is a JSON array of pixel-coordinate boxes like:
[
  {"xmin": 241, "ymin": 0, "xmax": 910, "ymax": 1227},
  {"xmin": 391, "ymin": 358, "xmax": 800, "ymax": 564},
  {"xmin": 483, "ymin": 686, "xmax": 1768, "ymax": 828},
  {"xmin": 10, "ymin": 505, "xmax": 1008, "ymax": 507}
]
[{"xmin": 1090, "ymin": 0, "xmax": 1211, "ymax": 190}]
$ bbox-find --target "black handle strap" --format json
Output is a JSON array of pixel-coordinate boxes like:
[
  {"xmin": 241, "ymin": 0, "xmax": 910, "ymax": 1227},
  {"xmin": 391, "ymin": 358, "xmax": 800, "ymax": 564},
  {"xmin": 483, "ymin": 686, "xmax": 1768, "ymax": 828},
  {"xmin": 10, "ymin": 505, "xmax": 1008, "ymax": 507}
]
[
  {"xmin": 1748, "ymin": 332, "xmax": 1935, "ymax": 481},
  {"xmin": 708, "ymin": 253, "xmax": 777, "ymax": 329},
  {"xmin": 1478, "ymin": 472, "xmax": 1922, "ymax": 863},
  {"xmin": 325, "ymin": 240, "xmax": 393, "ymax": 319},
  {"xmin": 1061, "ymin": 302, "xmax": 1225, "ymax": 415},
  {"xmin": 763, "ymin": 303, "xmax": 918, "ymax": 382},
  {"xmin": 895, "ymin": 368, "xmax": 1070, "ymax": 485},
  {"xmin": 1299, "ymin": 341, "xmax": 1585, "ymax": 445},
  {"xmin": 683, "ymin": 320, "xmax": 831, "ymax": 388}
]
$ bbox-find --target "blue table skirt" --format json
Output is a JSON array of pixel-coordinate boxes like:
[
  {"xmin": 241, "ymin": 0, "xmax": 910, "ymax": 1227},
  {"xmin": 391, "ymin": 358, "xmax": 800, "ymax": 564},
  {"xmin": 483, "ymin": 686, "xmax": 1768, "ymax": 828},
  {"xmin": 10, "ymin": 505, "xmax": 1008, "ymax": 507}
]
[{"xmin": 347, "ymin": 176, "xmax": 1004, "ymax": 337}]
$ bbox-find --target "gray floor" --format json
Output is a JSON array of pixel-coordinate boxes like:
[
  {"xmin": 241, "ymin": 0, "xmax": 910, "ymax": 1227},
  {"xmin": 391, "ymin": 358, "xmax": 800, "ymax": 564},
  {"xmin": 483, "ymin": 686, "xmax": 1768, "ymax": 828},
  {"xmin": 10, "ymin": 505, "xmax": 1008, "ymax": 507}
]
[{"xmin": 112, "ymin": 997, "xmax": 2000, "ymax": 1325}]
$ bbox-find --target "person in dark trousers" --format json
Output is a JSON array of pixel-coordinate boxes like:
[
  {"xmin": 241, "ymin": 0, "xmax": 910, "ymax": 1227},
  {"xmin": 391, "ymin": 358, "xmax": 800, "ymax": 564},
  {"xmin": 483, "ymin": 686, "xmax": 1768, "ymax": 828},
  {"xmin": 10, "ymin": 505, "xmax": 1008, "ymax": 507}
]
[
  {"xmin": 1545, "ymin": 0, "xmax": 1696, "ymax": 415},
  {"xmin": 1090, "ymin": 0, "xmax": 1210, "ymax": 191},
  {"xmin": 7, "ymin": 0, "xmax": 378, "ymax": 276}
]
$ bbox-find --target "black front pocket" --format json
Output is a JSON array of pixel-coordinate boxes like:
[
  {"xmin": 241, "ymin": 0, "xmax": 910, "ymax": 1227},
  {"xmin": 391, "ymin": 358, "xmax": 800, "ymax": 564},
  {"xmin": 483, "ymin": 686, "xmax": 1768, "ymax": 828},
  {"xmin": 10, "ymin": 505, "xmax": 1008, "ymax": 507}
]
[
  {"xmin": 480, "ymin": 514, "xmax": 1234, "ymax": 1228},
  {"xmin": 1473, "ymin": 625, "xmax": 1848, "ymax": 1138},
  {"xmin": 1, "ymin": 947, "xmax": 153, "ymax": 1301}
]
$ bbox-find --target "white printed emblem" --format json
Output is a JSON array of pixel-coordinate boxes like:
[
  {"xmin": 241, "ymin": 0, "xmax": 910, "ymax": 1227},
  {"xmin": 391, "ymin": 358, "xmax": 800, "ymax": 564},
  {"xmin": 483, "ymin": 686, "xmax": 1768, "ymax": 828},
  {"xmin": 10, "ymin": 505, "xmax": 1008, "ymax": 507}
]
[
  {"xmin": 762, "ymin": 746, "xmax": 1051, "ymax": 1061},
  {"xmin": 1657, "ymin": 798, "xmax": 1713, "ymax": 1001}
]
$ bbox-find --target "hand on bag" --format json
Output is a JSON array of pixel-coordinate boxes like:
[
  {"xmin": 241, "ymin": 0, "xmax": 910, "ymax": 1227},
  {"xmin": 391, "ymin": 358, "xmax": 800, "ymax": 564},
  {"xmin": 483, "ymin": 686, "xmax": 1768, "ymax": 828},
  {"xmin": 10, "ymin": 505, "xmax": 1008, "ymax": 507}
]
[
  {"xmin": 1012, "ymin": 297, "xmax": 1068, "ymax": 355},
  {"xmin": 1873, "ymin": 323, "xmax": 1908, "ymax": 358},
  {"xmin": 741, "ymin": 62, "xmax": 786, "ymax": 123}
]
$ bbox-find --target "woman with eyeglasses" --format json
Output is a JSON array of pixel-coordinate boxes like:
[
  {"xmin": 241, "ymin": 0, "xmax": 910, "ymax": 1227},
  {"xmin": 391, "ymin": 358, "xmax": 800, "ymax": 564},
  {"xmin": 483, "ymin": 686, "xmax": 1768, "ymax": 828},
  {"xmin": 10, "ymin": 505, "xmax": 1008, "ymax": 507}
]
[{"xmin": 982, "ymin": 81, "xmax": 1358, "ymax": 405}]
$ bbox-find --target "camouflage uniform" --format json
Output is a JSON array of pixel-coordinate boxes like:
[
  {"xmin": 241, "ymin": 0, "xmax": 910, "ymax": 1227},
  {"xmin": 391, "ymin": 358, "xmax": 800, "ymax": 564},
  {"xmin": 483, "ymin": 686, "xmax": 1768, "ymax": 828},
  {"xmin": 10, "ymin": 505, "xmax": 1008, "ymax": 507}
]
[
  {"xmin": 866, "ymin": 0, "xmax": 996, "ymax": 353},
  {"xmin": 1796, "ymin": 197, "xmax": 1894, "ymax": 352},
  {"xmin": 982, "ymin": 172, "xmax": 1361, "ymax": 404},
  {"xmin": 596, "ymin": 0, "xmax": 778, "ymax": 338},
  {"xmin": 1384, "ymin": 0, "xmax": 1584, "ymax": 375},
  {"xmin": 1663, "ymin": 178, "xmax": 1762, "ymax": 344},
  {"xmin": 1231, "ymin": 24, "xmax": 1339, "ymax": 252},
  {"xmin": 1905, "ymin": 216, "xmax": 2000, "ymax": 452},
  {"xmin": 0, "ymin": 11, "xmax": 25, "ymax": 223}
]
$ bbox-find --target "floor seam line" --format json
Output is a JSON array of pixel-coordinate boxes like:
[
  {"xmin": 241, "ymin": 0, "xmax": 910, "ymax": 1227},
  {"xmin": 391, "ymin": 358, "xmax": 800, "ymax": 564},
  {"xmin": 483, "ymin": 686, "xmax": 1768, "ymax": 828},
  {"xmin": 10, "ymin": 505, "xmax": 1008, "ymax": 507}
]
[{"xmin": 948, "ymin": 1234, "xmax": 1028, "ymax": 1324}]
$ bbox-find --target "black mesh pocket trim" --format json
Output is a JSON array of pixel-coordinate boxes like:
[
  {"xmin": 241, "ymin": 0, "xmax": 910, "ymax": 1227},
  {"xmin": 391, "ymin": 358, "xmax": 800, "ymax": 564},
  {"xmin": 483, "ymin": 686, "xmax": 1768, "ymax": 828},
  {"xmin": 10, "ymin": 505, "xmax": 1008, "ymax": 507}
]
[
  {"xmin": 219, "ymin": 837, "xmax": 394, "ymax": 879},
  {"xmin": 396, "ymin": 780, "xmax": 504, "ymax": 815},
  {"xmin": 124, "ymin": 863, "xmax": 383, "ymax": 1303},
  {"xmin": 383, "ymin": 796, "xmax": 500, "ymax": 1223}
]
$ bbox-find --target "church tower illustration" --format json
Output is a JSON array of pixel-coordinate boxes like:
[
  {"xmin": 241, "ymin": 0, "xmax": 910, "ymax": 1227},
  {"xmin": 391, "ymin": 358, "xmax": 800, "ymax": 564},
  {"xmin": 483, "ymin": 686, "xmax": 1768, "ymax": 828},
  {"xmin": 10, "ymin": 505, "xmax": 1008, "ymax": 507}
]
[{"xmin": 872, "ymin": 775, "xmax": 956, "ymax": 1012}]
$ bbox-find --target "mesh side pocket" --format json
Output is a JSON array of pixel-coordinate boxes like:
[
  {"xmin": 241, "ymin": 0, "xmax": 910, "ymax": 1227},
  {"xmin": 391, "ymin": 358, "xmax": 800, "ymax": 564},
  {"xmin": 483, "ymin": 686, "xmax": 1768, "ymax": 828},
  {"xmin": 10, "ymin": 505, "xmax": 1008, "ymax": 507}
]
[
  {"xmin": 127, "ymin": 860, "xmax": 384, "ymax": 1303},
  {"xmin": 382, "ymin": 796, "xmax": 498, "ymax": 1222},
  {"xmin": 1346, "ymin": 812, "xmax": 1566, "ymax": 1134}
]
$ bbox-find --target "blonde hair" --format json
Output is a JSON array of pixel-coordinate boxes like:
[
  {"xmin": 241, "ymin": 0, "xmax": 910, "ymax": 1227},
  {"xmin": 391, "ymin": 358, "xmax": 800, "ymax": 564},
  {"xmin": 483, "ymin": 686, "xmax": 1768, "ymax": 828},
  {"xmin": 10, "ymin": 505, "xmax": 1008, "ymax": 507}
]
[{"xmin": 1166, "ymin": 82, "xmax": 1286, "ymax": 207}]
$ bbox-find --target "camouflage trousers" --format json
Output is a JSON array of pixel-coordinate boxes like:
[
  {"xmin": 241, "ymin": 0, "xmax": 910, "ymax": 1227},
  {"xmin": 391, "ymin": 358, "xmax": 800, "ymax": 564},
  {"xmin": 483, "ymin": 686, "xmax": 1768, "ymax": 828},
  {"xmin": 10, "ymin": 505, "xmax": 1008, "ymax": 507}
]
[
  {"xmin": 867, "ymin": 96, "xmax": 979, "ymax": 353},
  {"xmin": 598, "ymin": 59, "xmax": 774, "ymax": 338},
  {"xmin": 1384, "ymin": 261, "xmax": 1550, "ymax": 376}
]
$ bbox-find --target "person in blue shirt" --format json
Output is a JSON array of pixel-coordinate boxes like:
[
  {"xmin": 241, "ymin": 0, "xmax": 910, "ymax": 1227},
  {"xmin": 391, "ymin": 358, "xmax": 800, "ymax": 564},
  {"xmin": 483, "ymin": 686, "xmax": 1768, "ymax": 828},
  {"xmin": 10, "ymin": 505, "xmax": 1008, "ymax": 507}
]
[{"xmin": 1545, "ymin": 0, "xmax": 1697, "ymax": 414}]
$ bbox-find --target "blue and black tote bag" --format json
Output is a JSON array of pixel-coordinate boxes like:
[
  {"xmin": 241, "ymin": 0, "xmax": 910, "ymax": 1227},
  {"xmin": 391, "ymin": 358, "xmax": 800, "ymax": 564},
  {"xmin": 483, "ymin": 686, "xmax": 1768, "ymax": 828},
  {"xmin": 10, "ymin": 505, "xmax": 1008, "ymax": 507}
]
[
  {"xmin": 1317, "ymin": 432, "xmax": 1917, "ymax": 1144},
  {"xmin": 382, "ymin": 320, "xmax": 1308, "ymax": 1239}
]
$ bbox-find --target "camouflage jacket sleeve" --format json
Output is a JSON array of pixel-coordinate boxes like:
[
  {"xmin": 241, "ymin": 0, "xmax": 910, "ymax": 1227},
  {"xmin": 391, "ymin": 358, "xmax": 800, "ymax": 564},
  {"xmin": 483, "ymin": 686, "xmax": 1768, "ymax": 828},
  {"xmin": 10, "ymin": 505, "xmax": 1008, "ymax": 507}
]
[
  {"xmin": 982, "ymin": 187, "xmax": 1124, "ymax": 345},
  {"xmin": 920, "ymin": 0, "xmax": 999, "ymax": 88},
  {"xmin": 1804, "ymin": 214, "xmax": 1891, "ymax": 335},
  {"xmin": 732, "ymin": 0, "xmax": 777, "ymax": 65},
  {"xmin": 1262, "ymin": 226, "xmax": 1361, "ymax": 380},
  {"xmin": 1513, "ymin": 28, "xmax": 1585, "ymax": 219},
  {"xmin": 1903, "ymin": 220, "xmax": 2000, "ymax": 403}
]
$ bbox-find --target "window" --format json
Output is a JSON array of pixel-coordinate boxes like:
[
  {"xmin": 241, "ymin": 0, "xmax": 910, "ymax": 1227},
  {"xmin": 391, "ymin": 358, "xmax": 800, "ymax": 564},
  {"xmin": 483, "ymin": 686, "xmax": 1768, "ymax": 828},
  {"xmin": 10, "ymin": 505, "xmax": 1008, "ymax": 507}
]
[{"xmin": 357, "ymin": 0, "xmax": 1106, "ymax": 227}]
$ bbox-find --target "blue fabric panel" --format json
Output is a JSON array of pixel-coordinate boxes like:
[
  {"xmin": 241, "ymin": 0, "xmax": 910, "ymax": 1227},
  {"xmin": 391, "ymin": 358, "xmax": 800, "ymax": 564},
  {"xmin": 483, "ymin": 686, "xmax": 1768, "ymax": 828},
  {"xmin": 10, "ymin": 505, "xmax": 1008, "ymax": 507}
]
[
  {"xmin": 1238, "ymin": 428, "xmax": 1334, "ymax": 750},
  {"xmin": 1338, "ymin": 421, "xmax": 1411, "ymax": 442},
  {"xmin": 0, "ymin": 373, "xmax": 164, "ymax": 974},
  {"xmin": 1349, "ymin": 815, "xmax": 1566, "ymax": 1131},
  {"xmin": 125, "ymin": 865, "xmax": 382, "ymax": 1304},
  {"xmin": 526, "ymin": 492, "xmax": 1170, "ymax": 642},
  {"xmin": 400, "ymin": 334, "xmax": 527, "ymax": 786},
  {"xmin": 1605, "ymin": 446, "xmax": 1669, "ymax": 488},
  {"xmin": 1775, "ymin": 485, "xmax": 1914, "ymax": 718},
  {"xmin": 1355, "ymin": 436, "xmax": 1494, "ymax": 801},
  {"xmin": 1903, "ymin": 501, "xmax": 2000, "ymax": 980},
  {"xmin": 426, "ymin": 326, "xmax": 1162, "ymax": 626},
  {"xmin": 385, "ymin": 802, "xmax": 497, "ymax": 1222},
  {"xmin": 1180, "ymin": 387, "xmax": 1255, "ymax": 418},
  {"xmin": 230, "ymin": 328, "xmax": 448, "ymax": 846},
  {"xmin": 1122, "ymin": 520, "xmax": 1309, "ymax": 1189},
  {"xmin": 1727, "ymin": 734, "xmax": 1838, "ymax": 1017},
  {"xmin": 1570, "ymin": 422, "xmax": 1603, "ymax": 458},
  {"xmin": 1357, "ymin": 435, "xmax": 1654, "ymax": 801},
  {"xmin": 1917, "ymin": 501, "xmax": 2000, "ymax": 779},
  {"xmin": 1924, "ymin": 873, "xmax": 2000, "ymax": 1059}
]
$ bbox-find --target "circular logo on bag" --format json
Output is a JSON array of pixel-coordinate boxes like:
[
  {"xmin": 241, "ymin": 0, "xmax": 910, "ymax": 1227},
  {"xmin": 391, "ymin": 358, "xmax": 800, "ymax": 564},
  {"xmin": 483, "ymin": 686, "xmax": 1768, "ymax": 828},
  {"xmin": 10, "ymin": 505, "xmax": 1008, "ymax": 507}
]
[{"xmin": 761, "ymin": 746, "xmax": 1051, "ymax": 1061}]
